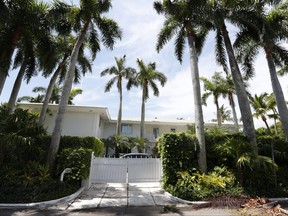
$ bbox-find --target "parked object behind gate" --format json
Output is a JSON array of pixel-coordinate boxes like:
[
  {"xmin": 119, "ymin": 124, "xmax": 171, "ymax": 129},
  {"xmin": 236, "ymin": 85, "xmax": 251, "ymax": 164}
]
[{"xmin": 120, "ymin": 153, "xmax": 152, "ymax": 158}]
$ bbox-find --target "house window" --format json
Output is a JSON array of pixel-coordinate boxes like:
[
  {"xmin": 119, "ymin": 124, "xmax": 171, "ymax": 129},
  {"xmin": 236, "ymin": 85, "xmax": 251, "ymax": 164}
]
[
  {"xmin": 153, "ymin": 128, "xmax": 159, "ymax": 139},
  {"xmin": 121, "ymin": 124, "xmax": 132, "ymax": 134},
  {"xmin": 171, "ymin": 128, "xmax": 176, "ymax": 133}
]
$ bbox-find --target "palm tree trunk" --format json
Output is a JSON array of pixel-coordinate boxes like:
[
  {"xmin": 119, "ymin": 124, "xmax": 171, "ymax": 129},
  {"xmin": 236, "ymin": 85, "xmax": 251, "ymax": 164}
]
[
  {"xmin": 47, "ymin": 20, "xmax": 90, "ymax": 174},
  {"xmin": 262, "ymin": 116, "xmax": 271, "ymax": 134},
  {"xmin": 0, "ymin": 73, "xmax": 7, "ymax": 96},
  {"xmin": 264, "ymin": 48, "xmax": 288, "ymax": 139},
  {"xmin": 116, "ymin": 79, "xmax": 122, "ymax": 135},
  {"xmin": 221, "ymin": 25, "xmax": 257, "ymax": 150},
  {"xmin": 7, "ymin": 62, "xmax": 26, "ymax": 110},
  {"xmin": 140, "ymin": 86, "xmax": 146, "ymax": 139},
  {"xmin": 229, "ymin": 94, "xmax": 239, "ymax": 131},
  {"xmin": 187, "ymin": 33, "xmax": 207, "ymax": 173},
  {"xmin": 38, "ymin": 59, "xmax": 66, "ymax": 126},
  {"xmin": 216, "ymin": 99, "xmax": 222, "ymax": 126}
]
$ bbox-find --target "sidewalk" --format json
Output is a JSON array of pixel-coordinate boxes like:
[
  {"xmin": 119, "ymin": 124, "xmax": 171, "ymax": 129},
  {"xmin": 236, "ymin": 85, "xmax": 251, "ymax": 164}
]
[{"xmin": 67, "ymin": 182, "xmax": 181, "ymax": 209}]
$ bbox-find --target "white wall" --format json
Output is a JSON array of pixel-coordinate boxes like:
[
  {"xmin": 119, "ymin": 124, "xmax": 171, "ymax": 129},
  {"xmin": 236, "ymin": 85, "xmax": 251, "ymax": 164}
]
[{"xmin": 45, "ymin": 111, "xmax": 98, "ymax": 137}]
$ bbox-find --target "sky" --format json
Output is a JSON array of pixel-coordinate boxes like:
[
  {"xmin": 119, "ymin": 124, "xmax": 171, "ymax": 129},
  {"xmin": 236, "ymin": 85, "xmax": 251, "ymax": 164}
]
[{"xmin": 1, "ymin": 0, "xmax": 288, "ymax": 129}]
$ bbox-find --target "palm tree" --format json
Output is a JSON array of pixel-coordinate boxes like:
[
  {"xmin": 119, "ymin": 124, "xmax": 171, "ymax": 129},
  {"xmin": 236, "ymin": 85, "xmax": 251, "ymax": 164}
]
[
  {"xmin": 0, "ymin": 0, "xmax": 52, "ymax": 95},
  {"xmin": 200, "ymin": 72, "xmax": 227, "ymax": 126},
  {"xmin": 68, "ymin": 88, "xmax": 83, "ymax": 105},
  {"xmin": 100, "ymin": 55, "xmax": 136, "ymax": 135},
  {"xmin": 17, "ymin": 86, "xmax": 83, "ymax": 105},
  {"xmin": 129, "ymin": 59, "xmax": 167, "ymax": 139},
  {"xmin": 47, "ymin": 0, "xmax": 122, "ymax": 174},
  {"xmin": 38, "ymin": 35, "xmax": 92, "ymax": 126},
  {"xmin": 250, "ymin": 93, "xmax": 271, "ymax": 134},
  {"xmin": 221, "ymin": 74, "xmax": 240, "ymax": 130},
  {"xmin": 219, "ymin": 105, "xmax": 232, "ymax": 123},
  {"xmin": 266, "ymin": 93, "xmax": 280, "ymax": 135},
  {"xmin": 205, "ymin": 0, "xmax": 257, "ymax": 150},
  {"xmin": 7, "ymin": 34, "xmax": 40, "ymax": 110},
  {"xmin": 154, "ymin": 0, "xmax": 209, "ymax": 172},
  {"xmin": 234, "ymin": 0, "xmax": 288, "ymax": 139}
]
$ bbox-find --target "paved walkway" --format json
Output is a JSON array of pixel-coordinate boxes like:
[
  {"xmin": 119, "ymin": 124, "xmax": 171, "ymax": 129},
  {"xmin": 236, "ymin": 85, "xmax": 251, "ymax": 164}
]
[{"xmin": 67, "ymin": 182, "xmax": 182, "ymax": 210}]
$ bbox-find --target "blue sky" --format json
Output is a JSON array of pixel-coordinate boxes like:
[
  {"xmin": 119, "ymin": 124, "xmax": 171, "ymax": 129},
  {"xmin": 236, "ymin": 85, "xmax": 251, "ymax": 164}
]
[{"xmin": 1, "ymin": 0, "xmax": 288, "ymax": 128}]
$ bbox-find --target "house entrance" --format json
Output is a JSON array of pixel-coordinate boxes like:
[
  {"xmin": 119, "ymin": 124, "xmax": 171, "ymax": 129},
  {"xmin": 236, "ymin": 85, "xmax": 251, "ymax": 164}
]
[{"xmin": 89, "ymin": 157, "xmax": 162, "ymax": 183}]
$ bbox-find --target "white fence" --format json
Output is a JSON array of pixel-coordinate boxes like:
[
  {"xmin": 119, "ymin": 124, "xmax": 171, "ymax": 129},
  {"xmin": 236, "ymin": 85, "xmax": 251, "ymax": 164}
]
[{"xmin": 88, "ymin": 157, "xmax": 162, "ymax": 184}]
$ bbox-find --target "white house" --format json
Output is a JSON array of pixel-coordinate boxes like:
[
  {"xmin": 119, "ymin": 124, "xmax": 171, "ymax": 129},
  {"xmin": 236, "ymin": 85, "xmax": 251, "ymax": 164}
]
[{"xmin": 18, "ymin": 102, "xmax": 240, "ymax": 154}]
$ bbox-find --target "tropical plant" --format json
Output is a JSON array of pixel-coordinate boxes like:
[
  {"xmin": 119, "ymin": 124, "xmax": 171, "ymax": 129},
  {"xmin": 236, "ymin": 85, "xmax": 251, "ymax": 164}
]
[
  {"xmin": 129, "ymin": 137, "xmax": 150, "ymax": 153},
  {"xmin": 38, "ymin": 35, "xmax": 92, "ymax": 126},
  {"xmin": 100, "ymin": 55, "xmax": 136, "ymax": 135},
  {"xmin": 0, "ymin": 0, "xmax": 52, "ymax": 95},
  {"xmin": 154, "ymin": 0, "xmax": 208, "ymax": 172},
  {"xmin": 6, "ymin": 34, "xmax": 39, "ymax": 110},
  {"xmin": 17, "ymin": 86, "xmax": 83, "ymax": 105},
  {"xmin": 250, "ymin": 93, "xmax": 271, "ymax": 134},
  {"xmin": 47, "ymin": 0, "xmax": 122, "ymax": 174},
  {"xmin": 128, "ymin": 59, "xmax": 167, "ymax": 140},
  {"xmin": 234, "ymin": 0, "xmax": 288, "ymax": 139},
  {"xmin": 200, "ymin": 72, "xmax": 227, "ymax": 126},
  {"xmin": 205, "ymin": 0, "xmax": 257, "ymax": 149}
]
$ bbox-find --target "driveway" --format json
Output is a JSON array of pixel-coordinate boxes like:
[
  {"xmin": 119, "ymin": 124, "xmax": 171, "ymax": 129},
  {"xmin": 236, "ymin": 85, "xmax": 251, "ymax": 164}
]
[{"xmin": 67, "ymin": 182, "xmax": 182, "ymax": 209}]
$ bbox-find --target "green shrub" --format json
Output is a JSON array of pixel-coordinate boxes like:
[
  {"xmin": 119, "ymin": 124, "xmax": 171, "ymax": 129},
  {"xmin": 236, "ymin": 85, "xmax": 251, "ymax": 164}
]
[
  {"xmin": 157, "ymin": 132, "xmax": 199, "ymax": 188},
  {"xmin": 59, "ymin": 136, "xmax": 104, "ymax": 157},
  {"xmin": 0, "ymin": 107, "xmax": 47, "ymax": 167},
  {"xmin": 56, "ymin": 148, "xmax": 92, "ymax": 182},
  {"xmin": 171, "ymin": 166, "xmax": 244, "ymax": 200}
]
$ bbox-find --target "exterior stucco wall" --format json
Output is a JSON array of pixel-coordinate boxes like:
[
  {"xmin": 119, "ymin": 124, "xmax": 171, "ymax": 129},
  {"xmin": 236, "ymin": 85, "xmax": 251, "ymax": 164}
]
[{"xmin": 45, "ymin": 111, "xmax": 98, "ymax": 137}]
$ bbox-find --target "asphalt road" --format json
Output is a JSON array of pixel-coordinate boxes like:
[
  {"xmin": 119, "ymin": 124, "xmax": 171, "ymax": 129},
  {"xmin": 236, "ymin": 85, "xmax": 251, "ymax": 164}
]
[{"xmin": 0, "ymin": 206, "xmax": 237, "ymax": 216}]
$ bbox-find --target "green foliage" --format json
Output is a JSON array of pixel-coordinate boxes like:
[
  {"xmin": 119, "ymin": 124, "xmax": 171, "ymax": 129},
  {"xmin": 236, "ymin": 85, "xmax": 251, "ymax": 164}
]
[
  {"xmin": 58, "ymin": 136, "xmax": 104, "ymax": 157},
  {"xmin": 57, "ymin": 148, "xmax": 92, "ymax": 182},
  {"xmin": 0, "ymin": 106, "xmax": 47, "ymax": 167},
  {"xmin": 170, "ymin": 166, "xmax": 244, "ymax": 200},
  {"xmin": 157, "ymin": 132, "xmax": 199, "ymax": 187}
]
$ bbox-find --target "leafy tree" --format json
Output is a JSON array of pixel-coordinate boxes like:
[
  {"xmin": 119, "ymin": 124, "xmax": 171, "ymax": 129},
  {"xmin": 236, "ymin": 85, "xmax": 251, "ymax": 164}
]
[
  {"xmin": 234, "ymin": 0, "xmax": 288, "ymax": 139},
  {"xmin": 154, "ymin": 0, "xmax": 209, "ymax": 172},
  {"xmin": 201, "ymin": 72, "xmax": 227, "ymax": 126},
  {"xmin": 48, "ymin": 0, "xmax": 121, "ymax": 174},
  {"xmin": 129, "ymin": 59, "xmax": 167, "ymax": 139},
  {"xmin": 100, "ymin": 55, "xmax": 136, "ymax": 135}
]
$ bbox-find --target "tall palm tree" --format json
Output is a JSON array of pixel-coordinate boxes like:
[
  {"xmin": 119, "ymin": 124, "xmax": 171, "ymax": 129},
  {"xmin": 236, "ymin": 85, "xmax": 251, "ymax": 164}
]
[
  {"xmin": 129, "ymin": 59, "xmax": 167, "ymax": 139},
  {"xmin": 154, "ymin": 0, "xmax": 209, "ymax": 172},
  {"xmin": 234, "ymin": 0, "xmax": 288, "ymax": 138},
  {"xmin": 100, "ymin": 55, "xmax": 136, "ymax": 135},
  {"xmin": 205, "ymin": 0, "xmax": 257, "ymax": 150},
  {"xmin": 250, "ymin": 93, "xmax": 271, "ymax": 134},
  {"xmin": 38, "ymin": 35, "xmax": 92, "ymax": 126},
  {"xmin": 7, "ymin": 34, "xmax": 40, "ymax": 110},
  {"xmin": 47, "ymin": 0, "xmax": 122, "ymax": 174},
  {"xmin": 0, "ymin": 0, "xmax": 52, "ymax": 95},
  {"xmin": 200, "ymin": 72, "xmax": 227, "ymax": 126}
]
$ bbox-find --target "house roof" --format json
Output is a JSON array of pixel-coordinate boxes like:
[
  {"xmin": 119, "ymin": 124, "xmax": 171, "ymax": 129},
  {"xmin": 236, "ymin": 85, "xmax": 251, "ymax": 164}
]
[{"xmin": 17, "ymin": 103, "xmax": 111, "ymax": 121}]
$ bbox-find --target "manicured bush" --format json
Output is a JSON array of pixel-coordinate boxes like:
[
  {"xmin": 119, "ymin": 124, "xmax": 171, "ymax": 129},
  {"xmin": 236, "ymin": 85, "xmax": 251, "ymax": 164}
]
[
  {"xmin": 157, "ymin": 132, "xmax": 199, "ymax": 188},
  {"xmin": 59, "ymin": 136, "xmax": 104, "ymax": 157},
  {"xmin": 56, "ymin": 147, "xmax": 92, "ymax": 182}
]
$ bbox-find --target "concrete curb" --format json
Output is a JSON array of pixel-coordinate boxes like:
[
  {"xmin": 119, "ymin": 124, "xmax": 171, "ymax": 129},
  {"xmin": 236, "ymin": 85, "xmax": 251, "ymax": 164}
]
[
  {"xmin": 0, "ymin": 187, "xmax": 85, "ymax": 209},
  {"xmin": 164, "ymin": 191, "xmax": 210, "ymax": 206}
]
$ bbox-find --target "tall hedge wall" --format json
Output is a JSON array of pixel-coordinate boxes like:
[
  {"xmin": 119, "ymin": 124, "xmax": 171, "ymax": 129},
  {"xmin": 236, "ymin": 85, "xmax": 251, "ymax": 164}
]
[{"xmin": 157, "ymin": 132, "xmax": 199, "ymax": 187}]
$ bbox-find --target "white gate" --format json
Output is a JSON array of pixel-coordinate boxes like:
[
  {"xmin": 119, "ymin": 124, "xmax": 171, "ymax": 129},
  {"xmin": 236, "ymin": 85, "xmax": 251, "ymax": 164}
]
[{"xmin": 89, "ymin": 157, "xmax": 162, "ymax": 183}]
